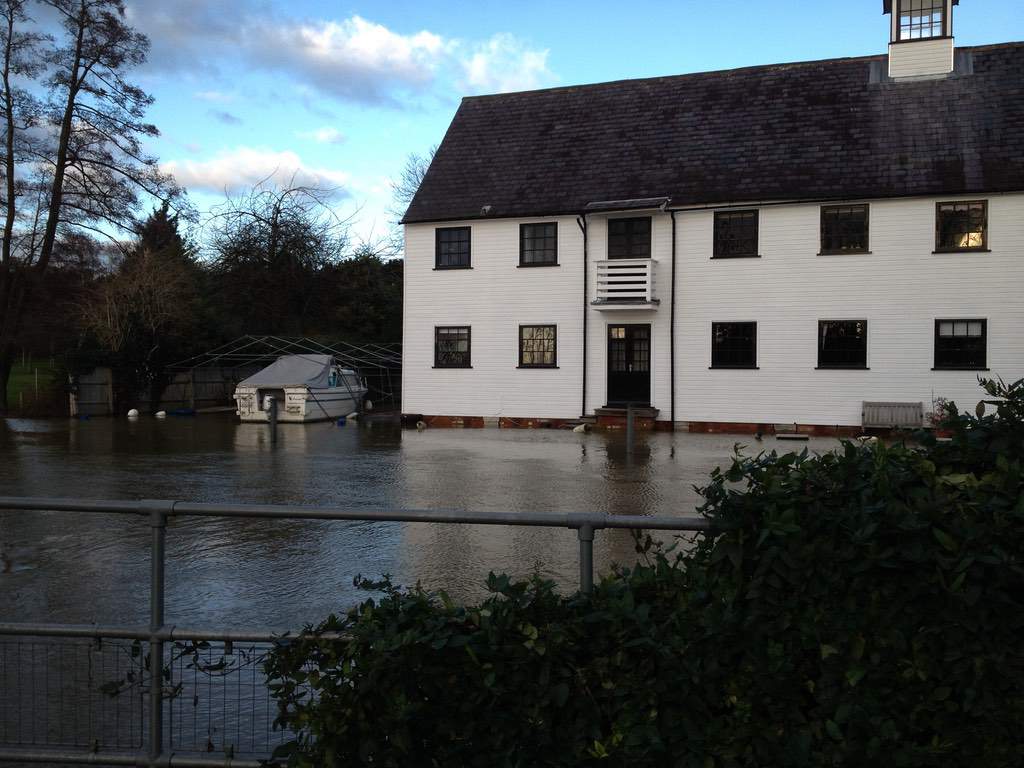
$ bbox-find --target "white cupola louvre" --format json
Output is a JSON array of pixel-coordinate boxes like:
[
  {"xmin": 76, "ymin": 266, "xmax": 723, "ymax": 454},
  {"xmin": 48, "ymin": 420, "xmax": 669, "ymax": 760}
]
[{"xmin": 884, "ymin": 0, "xmax": 958, "ymax": 78}]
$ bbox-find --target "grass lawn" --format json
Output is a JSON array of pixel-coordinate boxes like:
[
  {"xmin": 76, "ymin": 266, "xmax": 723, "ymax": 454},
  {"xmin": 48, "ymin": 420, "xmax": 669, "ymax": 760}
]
[{"xmin": 6, "ymin": 359, "xmax": 58, "ymax": 411}]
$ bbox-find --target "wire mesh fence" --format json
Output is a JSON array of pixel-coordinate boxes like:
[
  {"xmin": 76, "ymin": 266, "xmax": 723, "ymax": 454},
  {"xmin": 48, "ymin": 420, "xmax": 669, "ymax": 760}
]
[
  {"xmin": 0, "ymin": 637, "xmax": 144, "ymax": 752},
  {"xmin": 0, "ymin": 636, "xmax": 289, "ymax": 761},
  {"xmin": 0, "ymin": 495, "xmax": 711, "ymax": 765},
  {"xmin": 166, "ymin": 640, "xmax": 287, "ymax": 757}
]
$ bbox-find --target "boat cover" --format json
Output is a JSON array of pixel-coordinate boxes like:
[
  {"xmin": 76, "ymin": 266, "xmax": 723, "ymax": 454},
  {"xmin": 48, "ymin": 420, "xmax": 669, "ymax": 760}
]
[{"xmin": 238, "ymin": 355, "xmax": 333, "ymax": 389}]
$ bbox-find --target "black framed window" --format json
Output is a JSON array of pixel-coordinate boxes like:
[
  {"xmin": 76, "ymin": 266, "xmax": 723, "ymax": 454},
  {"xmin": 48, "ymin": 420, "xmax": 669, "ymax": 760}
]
[
  {"xmin": 520, "ymin": 223, "xmax": 558, "ymax": 266},
  {"xmin": 821, "ymin": 204, "xmax": 869, "ymax": 254},
  {"xmin": 934, "ymin": 319, "xmax": 987, "ymax": 370},
  {"xmin": 818, "ymin": 320, "xmax": 868, "ymax": 369},
  {"xmin": 711, "ymin": 322, "xmax": 757, "ymax": 369},
  {"xmin": 607, "ymin": 218, "xmax": 651, "ymax": 259},
  {"xmin": 898, "ymin": 0, "xmax": 945, "ymax": 40},
  {"xmin": 936, "ymin": 201, "xmax": 987, "ymax": 252},
  {"xmin": 435, "ymin": 227, "xmax": 471, "ymax": 269},
  {"xmin": 519, "ymin": 325, "xmax": 557, "ymax": 368},
  {"xmin": 434, "ymin": 326, "xmax": 471, "ymax": 368},
  {"xmin": 713, "ymin": 211, "xmax": 759, "ymax": 258}
]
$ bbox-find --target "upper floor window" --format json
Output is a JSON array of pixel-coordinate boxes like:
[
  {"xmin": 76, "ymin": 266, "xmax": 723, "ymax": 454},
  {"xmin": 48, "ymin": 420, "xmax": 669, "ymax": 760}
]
[
  {"xmin": 435, "ymin": 227, "xmax": 471, "ymax": 269},
  {"xmin": 818, "ymin": 320, "xmax": 868, "ymax": 369},
  {"xmin": 434, "ymin": 326, "xmax": 471, "ymax": 368},
  {"xmin": 520, "ymin": 223, "xmax": 558, "ymax": 266},
  {"xmin": 936, "ymin": 201, "xmax": 987, "ymax": 252},
  {"xmin": 713, "ymin": 210, "xmax": 759, "ymax": 258},
  {"xmin": 519, "ymin": 325, "xmax": 557, "ymax": 368},
  {"xmin": 711, "ymin": 322, "xmax": 757, "ymax": 369},
  {"xmin": 934, "ymin": 319, "xmax": 987, "ymax": 370},
  {"xmin": 820, "ymin": 204, "xmax": 869, "ymax": 254},
  {"xmin": 898, "ymin": 0, "xmax": 945, "ymax": 40},
  {"xmin": 607, "ymin": 217, "xmax": 651, "ymax": 259}
]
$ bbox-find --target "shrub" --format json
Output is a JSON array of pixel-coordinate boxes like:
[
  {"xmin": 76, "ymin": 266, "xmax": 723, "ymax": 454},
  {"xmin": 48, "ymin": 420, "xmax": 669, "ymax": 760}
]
[{"xmin": 265, "ymin": 378, "xmax": 1024, "ymax": 767}]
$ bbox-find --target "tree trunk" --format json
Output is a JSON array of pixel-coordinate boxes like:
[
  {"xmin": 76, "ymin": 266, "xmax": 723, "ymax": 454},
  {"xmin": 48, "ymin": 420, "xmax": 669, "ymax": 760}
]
[
  {"xmin": 0, "ymin": 5, "xmax": 20, "ymax": 394},
  {"xmin": 0, "ymin": 3, "xmax": 84, "ymax": 412},
  {"xmin": 0, "ymin": 343, "xmax": 12, "ymax": 415}
]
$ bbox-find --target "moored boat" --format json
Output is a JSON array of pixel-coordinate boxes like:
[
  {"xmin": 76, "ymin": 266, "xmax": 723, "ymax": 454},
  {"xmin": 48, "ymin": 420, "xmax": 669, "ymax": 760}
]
[{"xmin": 233, "ymin": 354, "xmax": 367, "ymax": 423}]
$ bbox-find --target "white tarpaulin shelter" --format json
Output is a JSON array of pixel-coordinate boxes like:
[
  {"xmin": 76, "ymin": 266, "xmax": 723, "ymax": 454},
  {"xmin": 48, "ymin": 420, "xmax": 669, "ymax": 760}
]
[{"xmin": 238, "ymin": 355, "xmax": 334, "ymax": 389}]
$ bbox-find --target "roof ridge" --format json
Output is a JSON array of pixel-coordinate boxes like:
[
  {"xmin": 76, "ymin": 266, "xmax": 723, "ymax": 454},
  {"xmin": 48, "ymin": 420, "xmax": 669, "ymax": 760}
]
[{"xmin": 462, "ymin": 40, "xmax": 1024, "ymax": 102}]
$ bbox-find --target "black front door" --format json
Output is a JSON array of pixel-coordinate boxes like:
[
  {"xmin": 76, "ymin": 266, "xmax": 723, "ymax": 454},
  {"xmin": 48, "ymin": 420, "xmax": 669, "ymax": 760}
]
[{"xmin": 607, "ymin": 324, "xmax": 651, "ymax": 406}]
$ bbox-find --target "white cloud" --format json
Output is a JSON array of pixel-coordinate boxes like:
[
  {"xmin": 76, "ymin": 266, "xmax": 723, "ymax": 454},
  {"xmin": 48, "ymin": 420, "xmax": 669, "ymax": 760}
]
[
  {"xmin": 128, "ymin": 3, "xmax": 555, "ymax": 105},
  {"xmin": 463, "ymin": 34, "xmax": 552, "ymax": 94},
  {"xmin": 297, "ymin": 126, "xmax": 346, "ymax": 145},
  {"xmin": 162, "ymin": 147, "xmax": 351, "ymax": 196},
  {"xmin": 244, "ymin": 15, "xmax": 450, "ymax": 104}
]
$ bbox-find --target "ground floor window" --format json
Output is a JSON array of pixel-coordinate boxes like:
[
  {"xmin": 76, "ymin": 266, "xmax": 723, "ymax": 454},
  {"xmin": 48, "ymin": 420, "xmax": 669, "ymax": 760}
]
[
  {"xmin": 519, "ymin": 325, "xmax": 557, "ymax": 367},
  {"xmin": 434, "ymin": 326, "xmax": 471, "ymax": 368},
  {"xmin": 711, "ymin": 322, "xmax": 757, "ymax": 369},
  {"xmin": 818, "ymin": 320, "xmax": 867, "ymax": 369},
  {"xmin": 935, "ymin": 319, "xmax": 987, "ymax": 370}
]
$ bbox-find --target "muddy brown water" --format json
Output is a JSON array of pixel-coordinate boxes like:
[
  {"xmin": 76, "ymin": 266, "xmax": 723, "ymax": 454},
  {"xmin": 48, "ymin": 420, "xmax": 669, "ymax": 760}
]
[{"xmin": 0, "ymin": 415, "xmax": 840, "ymax": 628}]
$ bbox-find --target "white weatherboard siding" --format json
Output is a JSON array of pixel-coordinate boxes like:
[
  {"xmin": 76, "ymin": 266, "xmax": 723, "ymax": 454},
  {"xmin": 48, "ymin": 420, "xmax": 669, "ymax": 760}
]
[
  {"xmin": 402, "ymin": 217, "xmax": 584, "ymax": 419},
  {"xmin": 403, "ymin": 193, "xmax": 1024, "ymax": 427},
  {"xmin": 888, "ymin": 38, "xmax": 954, "ymax": 78},
  {"xmin": 673, "ymin": 194, "xmax": 1024, "ymax": 426}
]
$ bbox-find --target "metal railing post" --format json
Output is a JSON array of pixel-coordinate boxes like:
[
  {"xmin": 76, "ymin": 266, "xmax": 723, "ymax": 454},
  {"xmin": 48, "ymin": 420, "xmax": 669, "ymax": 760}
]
[
  {"xmin": 147, "ymin": 505, "xmax": 168, "ymax": 765},
  {"xmin": 577, "ymin": 523, "xmax": 595, "ymax": 595},
  {"xmin": 268, "ymin": 396, "xmax": 278, "ymax": 445},
  {"xmin": 626, "ymin": 402, "xmax": 635, "ymax": 457}
]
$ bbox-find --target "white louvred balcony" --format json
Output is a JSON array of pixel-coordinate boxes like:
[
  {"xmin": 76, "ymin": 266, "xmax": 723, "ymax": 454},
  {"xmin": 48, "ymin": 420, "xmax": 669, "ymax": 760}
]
[{"xmin": 593, "ymin": 259, "xmax": 658, "ymax": 310}]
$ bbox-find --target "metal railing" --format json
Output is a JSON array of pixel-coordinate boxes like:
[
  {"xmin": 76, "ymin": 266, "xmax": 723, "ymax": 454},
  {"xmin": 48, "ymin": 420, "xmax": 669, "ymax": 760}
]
[{"xmin": 0, "ymin": 496, "xmax": 713, "ymax": 767}]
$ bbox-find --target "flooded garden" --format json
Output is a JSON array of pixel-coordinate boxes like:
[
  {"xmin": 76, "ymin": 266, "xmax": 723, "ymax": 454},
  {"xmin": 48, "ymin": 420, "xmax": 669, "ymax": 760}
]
[{"xmin": 0, "ymin": 415, "xmax": 840, "ymax": 627}]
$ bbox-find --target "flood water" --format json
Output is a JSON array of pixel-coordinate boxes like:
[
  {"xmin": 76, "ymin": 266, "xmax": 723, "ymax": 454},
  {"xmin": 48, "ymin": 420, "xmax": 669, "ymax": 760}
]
[{"xmin": 0, "ymin": 416, "xmax": 840, "ymax": 630}]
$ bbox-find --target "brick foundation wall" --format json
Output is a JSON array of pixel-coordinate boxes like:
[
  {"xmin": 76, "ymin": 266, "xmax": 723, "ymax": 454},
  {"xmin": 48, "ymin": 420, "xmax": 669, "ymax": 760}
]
[
  {"xmin": 420, "ymin": 415, "xmax": 487, "ymax": 429},
  {"xmin": 686, "ymin": 421, "xmax": 868, "ymax": 438},
  {"xmin": 406, "ymin": 415, "xmax": 888, "ymax": 437}
]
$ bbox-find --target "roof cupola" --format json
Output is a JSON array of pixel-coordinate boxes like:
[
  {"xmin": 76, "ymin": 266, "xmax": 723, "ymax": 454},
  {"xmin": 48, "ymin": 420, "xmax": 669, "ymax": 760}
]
[{"xmin": 885, "ymin": 0, "xmax": 958, "ymax": 77}]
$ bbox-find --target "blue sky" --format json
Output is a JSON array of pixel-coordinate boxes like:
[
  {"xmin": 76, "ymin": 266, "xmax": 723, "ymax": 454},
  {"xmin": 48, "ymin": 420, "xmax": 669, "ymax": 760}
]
[{"xmin": 124, "ymin": 0, "xmax": 1024, "ymax": 245}]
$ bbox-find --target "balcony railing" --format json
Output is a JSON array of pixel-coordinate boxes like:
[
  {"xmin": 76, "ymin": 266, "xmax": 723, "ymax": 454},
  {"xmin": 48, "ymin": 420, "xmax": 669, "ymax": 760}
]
[{"xmin": 593, "ymin": 259, "xmax": 658, "ymax": 309}]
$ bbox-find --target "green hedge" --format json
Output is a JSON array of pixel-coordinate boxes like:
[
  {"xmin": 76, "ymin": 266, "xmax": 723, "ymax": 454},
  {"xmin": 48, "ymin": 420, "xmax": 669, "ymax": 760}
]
[{"xmin": 265, "ymin": 378, "xmax": 1024, "ymax": 767}]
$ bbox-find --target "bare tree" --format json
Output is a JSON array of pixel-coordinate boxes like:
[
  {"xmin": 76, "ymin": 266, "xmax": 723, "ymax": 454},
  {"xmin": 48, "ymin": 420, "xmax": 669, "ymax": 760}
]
[
  {"xmin": 78, "ymin": 203, "xmax": 197, "ymax": 408},
  {"xmin": 389, "ymin": 145, "xmax": 436, "ymax": 219},
  {"xmin": 80, "ymin": 247, "xmax": 192, "ymax": 359},
  {"xmin": 0, "ymin": 0, "xmax": 181, "ymax": 413},
  {"xmin": 204, "ymin": 176, "xmax": 351, "ymax": 335},
  {"xmin": 0, "ymin": 0, "xmax": 48, "ymax": 406},
  {"xmin": 384, "ymin": 145, "xmax": 435, "ymax": 256}
]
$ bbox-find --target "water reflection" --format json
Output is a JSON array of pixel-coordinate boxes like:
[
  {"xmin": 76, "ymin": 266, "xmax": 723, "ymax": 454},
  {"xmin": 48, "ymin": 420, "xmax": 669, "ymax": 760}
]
[{"xmin": 0, "ymin": 416, "xmax": 840, "ymax": 628}]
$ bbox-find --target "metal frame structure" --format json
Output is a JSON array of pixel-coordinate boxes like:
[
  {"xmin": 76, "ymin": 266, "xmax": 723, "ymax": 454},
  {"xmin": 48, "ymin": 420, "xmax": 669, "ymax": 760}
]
[
  {"xmin": 166, "ymin": 335, "xmax": 403, "ymax": 410},
  {"xmin": 0, "ymin": 496, "xmax": 713, "ymax": 767}
]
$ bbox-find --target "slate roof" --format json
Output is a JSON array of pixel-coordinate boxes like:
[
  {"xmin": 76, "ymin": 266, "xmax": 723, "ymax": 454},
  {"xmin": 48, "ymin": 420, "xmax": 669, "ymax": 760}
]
[{"xmin": 403, "ymin": 43, "xmax": 1024, "ymax": 224}]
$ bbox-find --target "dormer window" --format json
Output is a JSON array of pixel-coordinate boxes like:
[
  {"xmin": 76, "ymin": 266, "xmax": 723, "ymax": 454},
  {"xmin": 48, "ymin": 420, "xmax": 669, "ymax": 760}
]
[{"xmin": 898, "ymin": 0, "xmax": 945, "ymax": 40}]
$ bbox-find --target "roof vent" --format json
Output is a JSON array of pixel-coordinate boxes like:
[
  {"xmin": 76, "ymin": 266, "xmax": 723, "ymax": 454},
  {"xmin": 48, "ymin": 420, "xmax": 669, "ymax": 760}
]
[{"xmin": 480, "ymin": 204, "xmax": 493, "ymax": 215}]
